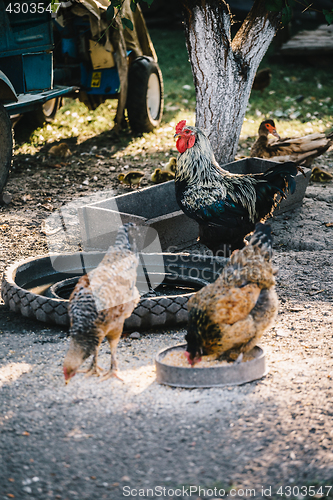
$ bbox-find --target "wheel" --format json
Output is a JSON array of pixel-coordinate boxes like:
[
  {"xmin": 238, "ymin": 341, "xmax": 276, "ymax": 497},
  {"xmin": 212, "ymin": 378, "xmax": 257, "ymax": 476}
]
[
  {"xmin": 126, "ymin": 56, "xmax": 164, "ymax": 133},
  {"xmin": 1, "ymin": 252, "xmax": 226, "ymax": 328},
  {"xmin": 0, "ymin": 103, "xmax": 13, "ymax": 194},
  {"xmin": 25, "ymin": 97, "xmax": 63, "ymax": 128},
  {"xmin": 40, "ymin": 98, "xmax": 62, "ymax": 123}
]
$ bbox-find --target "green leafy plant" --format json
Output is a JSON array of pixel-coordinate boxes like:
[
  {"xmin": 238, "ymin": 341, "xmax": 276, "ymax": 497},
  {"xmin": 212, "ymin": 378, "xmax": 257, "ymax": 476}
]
[
  {"xmin": 323, "ymin": 8, "xmax": 333, "ymax": 25},
  {"xmin": 106, "ymin": 0, "xmax": 154, "ymax": 31},
  {"xmin": 266, "ymin": 0, "xmax": 332, "ymax": 26}
]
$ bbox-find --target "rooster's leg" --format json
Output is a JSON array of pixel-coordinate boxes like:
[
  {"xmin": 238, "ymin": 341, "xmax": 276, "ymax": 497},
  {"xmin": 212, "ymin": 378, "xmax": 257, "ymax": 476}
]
[{"xmin": 99, "ymin": 334, "xmax": 123, "ymax": 382}]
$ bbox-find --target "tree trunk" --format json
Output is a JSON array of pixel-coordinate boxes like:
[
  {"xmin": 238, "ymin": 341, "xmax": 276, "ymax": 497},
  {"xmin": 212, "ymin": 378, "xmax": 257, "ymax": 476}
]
[{"xmin": 182, "ymin": 0, "xmax": 281, "ymax": 166}]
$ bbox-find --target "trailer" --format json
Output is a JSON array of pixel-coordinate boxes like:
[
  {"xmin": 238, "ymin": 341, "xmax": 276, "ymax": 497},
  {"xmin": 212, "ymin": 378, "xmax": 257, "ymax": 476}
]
[{"xmin": 0, "ymin": 0, "xmax": 164, "ymax": 194}]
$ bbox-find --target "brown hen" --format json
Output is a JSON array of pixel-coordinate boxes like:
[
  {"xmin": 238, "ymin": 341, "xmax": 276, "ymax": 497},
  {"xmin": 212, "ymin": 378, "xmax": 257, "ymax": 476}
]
[
  {"xmin": 63, "ymin": 223, "xmax": 140, "ymax": 383},
  {"xmin": 185, "ymin": 223, "xmax": 278, "ymax": 365}
]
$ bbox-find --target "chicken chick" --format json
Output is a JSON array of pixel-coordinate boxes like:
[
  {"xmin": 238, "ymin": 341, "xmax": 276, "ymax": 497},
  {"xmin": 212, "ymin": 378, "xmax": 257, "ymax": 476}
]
[
  {"xmin": 63, "ymin": 223, "xmax": 140, "ymax": 383},
  {"xmin": 185, "ymin": 223, "xmax": 278, "ymax": 366},
  {"xmin": 118, "ymin": 171, "xmax": 144, "ymax": 188},
  {"xmin": 310, "ymin": 167, "xmax": 333, "ymax": 183},
  {"xmin": 48, "ymin": 142, "xmax": 72, "ymax": 158},
  {"xmin": 151, "ymin": 168, "xmax": 175, "ymax": 183},
  {"xmin": 164, "ymin": 157, "xmax": 177, "ymax": 174}
]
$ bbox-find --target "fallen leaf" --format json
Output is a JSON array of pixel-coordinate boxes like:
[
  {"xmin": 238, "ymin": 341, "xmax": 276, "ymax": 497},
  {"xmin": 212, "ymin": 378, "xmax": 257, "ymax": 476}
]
[
  {"xmin": 47, "ymin": 163, "xmax": 62, "ymax": 169},
  {"xmin": 308, "ymin": 289, "xmax": 325, "ymax": 296},
  {"xmin": 325, "ymin": 223, "xmax": 333, "ymax": 227},
  {"xmin": 7, "ymin": 494, "xmax": 15, "ymax": 498},
  {"xmin": 8, "ymin": 478, "xmax": 14, "ymax": 482},
  {"xmin": 22, "ymin": 431, "xmax": 30, "ymax": 436},
  {"xmin": 40, "ymin": 221, "xmax": 61, "ymax": 236},
  {"xmin": 21, "ymin": 194, "xmax": 33, "ymax": 203},
  {"xmin": 41, "ymin": 203, "xmax": 54, "ymax": 212}
]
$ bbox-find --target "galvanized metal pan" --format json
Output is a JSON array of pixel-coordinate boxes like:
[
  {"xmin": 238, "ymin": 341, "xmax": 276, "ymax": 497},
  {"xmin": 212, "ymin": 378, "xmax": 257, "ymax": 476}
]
[{"xmin": 155, "ymin": 343, "xmax": 267, "ymax": 388}]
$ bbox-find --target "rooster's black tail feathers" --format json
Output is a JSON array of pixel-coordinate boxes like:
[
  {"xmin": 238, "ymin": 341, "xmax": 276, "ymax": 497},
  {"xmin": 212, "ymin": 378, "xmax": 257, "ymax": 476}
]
[{"xmin": 263, "ymin": 161, "xmax": 299, "ymax": 196}]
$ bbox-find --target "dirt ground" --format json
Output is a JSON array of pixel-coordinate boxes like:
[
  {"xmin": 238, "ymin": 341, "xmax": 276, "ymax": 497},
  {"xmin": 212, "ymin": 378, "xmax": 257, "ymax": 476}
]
[{"xmin": 0, "ymin": 135, "xmax": 333, "ymax": 500}]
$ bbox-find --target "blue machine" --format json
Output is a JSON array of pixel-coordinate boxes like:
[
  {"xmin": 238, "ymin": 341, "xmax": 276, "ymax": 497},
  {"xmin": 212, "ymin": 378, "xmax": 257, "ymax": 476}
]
[
  {"xmin": 0, "ymin": 1, "xmax": 122, "ymax": 115},
  {"xmin": 0, "ymin": 1, "xmax": 74, "ymax": 114},
  {"xmin": 0, "ymin": 0, "xmax": 163, "ymax": 194}
]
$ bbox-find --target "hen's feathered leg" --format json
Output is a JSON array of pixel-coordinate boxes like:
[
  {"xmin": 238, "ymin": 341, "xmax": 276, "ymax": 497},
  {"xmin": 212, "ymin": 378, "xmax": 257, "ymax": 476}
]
[
  {"xmin": 99, "ymin": 332, "xmax": 123, "ymax": 382},
  {"xmin": 77, "ymin": 346, "xmax": 104, "ymax": 377}
]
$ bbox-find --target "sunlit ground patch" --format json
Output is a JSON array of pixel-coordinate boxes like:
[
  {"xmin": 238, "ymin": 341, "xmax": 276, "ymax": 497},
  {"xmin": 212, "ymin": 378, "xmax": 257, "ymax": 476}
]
[
  {"xmin": 120, "ymin": 364, "xmax": 156, "ymax": 394},
  {"xmin": 0, "ymin": 362, "xmax": 32, "ymax": 388}
]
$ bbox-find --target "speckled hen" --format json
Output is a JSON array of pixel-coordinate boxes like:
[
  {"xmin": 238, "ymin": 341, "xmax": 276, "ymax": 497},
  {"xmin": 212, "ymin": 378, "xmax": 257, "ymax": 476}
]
[
  {"xmin": 63, "ymin": 223, "xmax": 140, "ymax": 383},
  {"xmin": 184, "ymin": 223, "xmax": 279, "ymax": 366},
  {"xmin": 174, "ymin": 120, "xmax": 301, "ymax": 255}
]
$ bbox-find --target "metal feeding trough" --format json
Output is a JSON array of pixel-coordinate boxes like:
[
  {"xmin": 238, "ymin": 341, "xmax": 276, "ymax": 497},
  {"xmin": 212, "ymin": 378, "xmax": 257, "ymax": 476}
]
[
  {"xmin": 155, "ymin": 344, "xmax": 267, "ymax": 388},
  {"xmin": 78, "ymin": 157, "xmax": 311, "ymax": 252}
]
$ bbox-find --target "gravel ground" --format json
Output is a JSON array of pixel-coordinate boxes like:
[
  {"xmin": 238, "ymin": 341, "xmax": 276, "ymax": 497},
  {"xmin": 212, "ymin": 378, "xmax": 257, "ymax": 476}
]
[{"xmin": 0, "ymin": 145, "xmax": 333, "ymax": 500}]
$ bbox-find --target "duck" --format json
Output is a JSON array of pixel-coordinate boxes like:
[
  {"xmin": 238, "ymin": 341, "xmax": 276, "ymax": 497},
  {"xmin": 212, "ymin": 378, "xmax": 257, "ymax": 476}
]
[
  {"xmin": 310, "ymin": 167, "xmax": 333, "ymax": 183},
  {"xmin": 250, "ymin": 119, "xmax": 333, "ymax": 166},
  {"xmin": 118, "ymin": 171, "xmax": 144, "ymax": 188},
  {"xmin": 164, "ymin": 157, "xmax": 177, "ymax": 174},
  {"xmin": 252, "ymin": 68, "xmax": 272, "ymax": 93},
  {"xmin": 151, "ymin": 168, "xmax": 175, "ymax": 183}
]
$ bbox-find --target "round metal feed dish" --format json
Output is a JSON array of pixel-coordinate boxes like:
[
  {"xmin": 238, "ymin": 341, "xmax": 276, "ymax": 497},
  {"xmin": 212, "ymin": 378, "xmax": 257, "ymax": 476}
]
[{"xmin": 155, "ymin": 344, "xmax": 267, "ymax": 388}]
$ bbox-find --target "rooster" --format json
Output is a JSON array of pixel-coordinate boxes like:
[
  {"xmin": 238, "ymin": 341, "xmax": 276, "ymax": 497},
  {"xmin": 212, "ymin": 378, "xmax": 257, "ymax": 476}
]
[
  {"xmin": 174, "ymin": 119, "xmax": 300, "ymax": 255},
  {"xmin": 185, "ymin": 223, "xmax": 278, "ymax": 366},
  {"xmin": 63, "ymin": 223, "xmax": 140, "ymax": 383}
]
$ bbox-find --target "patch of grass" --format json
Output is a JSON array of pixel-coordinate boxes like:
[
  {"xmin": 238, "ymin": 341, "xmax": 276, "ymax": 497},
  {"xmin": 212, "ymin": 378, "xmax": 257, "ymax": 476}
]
[
  {"xmin": 14, "ymin": 24, "xmax": 333, "ymax": 160},
  {"xmin": 243, "ymin": 61, "xmax": 333, "ymax": 139}
]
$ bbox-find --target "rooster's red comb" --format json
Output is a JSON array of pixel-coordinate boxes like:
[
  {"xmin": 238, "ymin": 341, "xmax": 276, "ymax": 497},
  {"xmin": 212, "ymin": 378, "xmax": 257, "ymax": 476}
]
[{"xmin": 176, "ymin": 120, "xmax": 186, "ymax": 134}]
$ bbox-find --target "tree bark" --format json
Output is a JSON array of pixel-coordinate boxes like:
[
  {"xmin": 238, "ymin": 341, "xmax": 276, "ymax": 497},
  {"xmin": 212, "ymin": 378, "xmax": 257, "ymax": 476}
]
[{"xmin": 182, "ymin": 0, "xmax": 281, "ymax": 166}]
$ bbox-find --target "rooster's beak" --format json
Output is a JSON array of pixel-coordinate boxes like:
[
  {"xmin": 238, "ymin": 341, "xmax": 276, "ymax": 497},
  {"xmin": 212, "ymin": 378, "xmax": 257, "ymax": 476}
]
[{"xmin": 174, "ymin": 132, "xmax": 181, "ymax": 138}]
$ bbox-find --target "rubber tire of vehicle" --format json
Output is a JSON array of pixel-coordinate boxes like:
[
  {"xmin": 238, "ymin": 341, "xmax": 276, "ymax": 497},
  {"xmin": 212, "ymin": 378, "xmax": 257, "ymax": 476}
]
[
  {"xmin": 1, "ymin": 252, "xmax": 227, "ymax": 329},
  {"xmin": 0, "ymin": 103, "xmax": 13, "ymax": 195},
  {"xmin": 127, "ymin": 56, "xmax": 164, "ymax": 133},
  {"xmin": 26, "ymin": 97, "xmax": 63, "ymax": 128}
]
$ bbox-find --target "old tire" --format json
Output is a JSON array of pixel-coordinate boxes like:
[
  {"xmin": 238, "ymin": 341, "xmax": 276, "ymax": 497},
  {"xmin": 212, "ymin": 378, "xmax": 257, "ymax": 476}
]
[
  {"xmin": 127, "ymin": 56, "xmax": 163, "ymax": 133},
  {"xmin": 0, "ymin": 103, "xmax": 13, "ymax": 194},
  {"xmin": 1, "ymin": 252, "xmax": 227, "ymax": 330}
]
